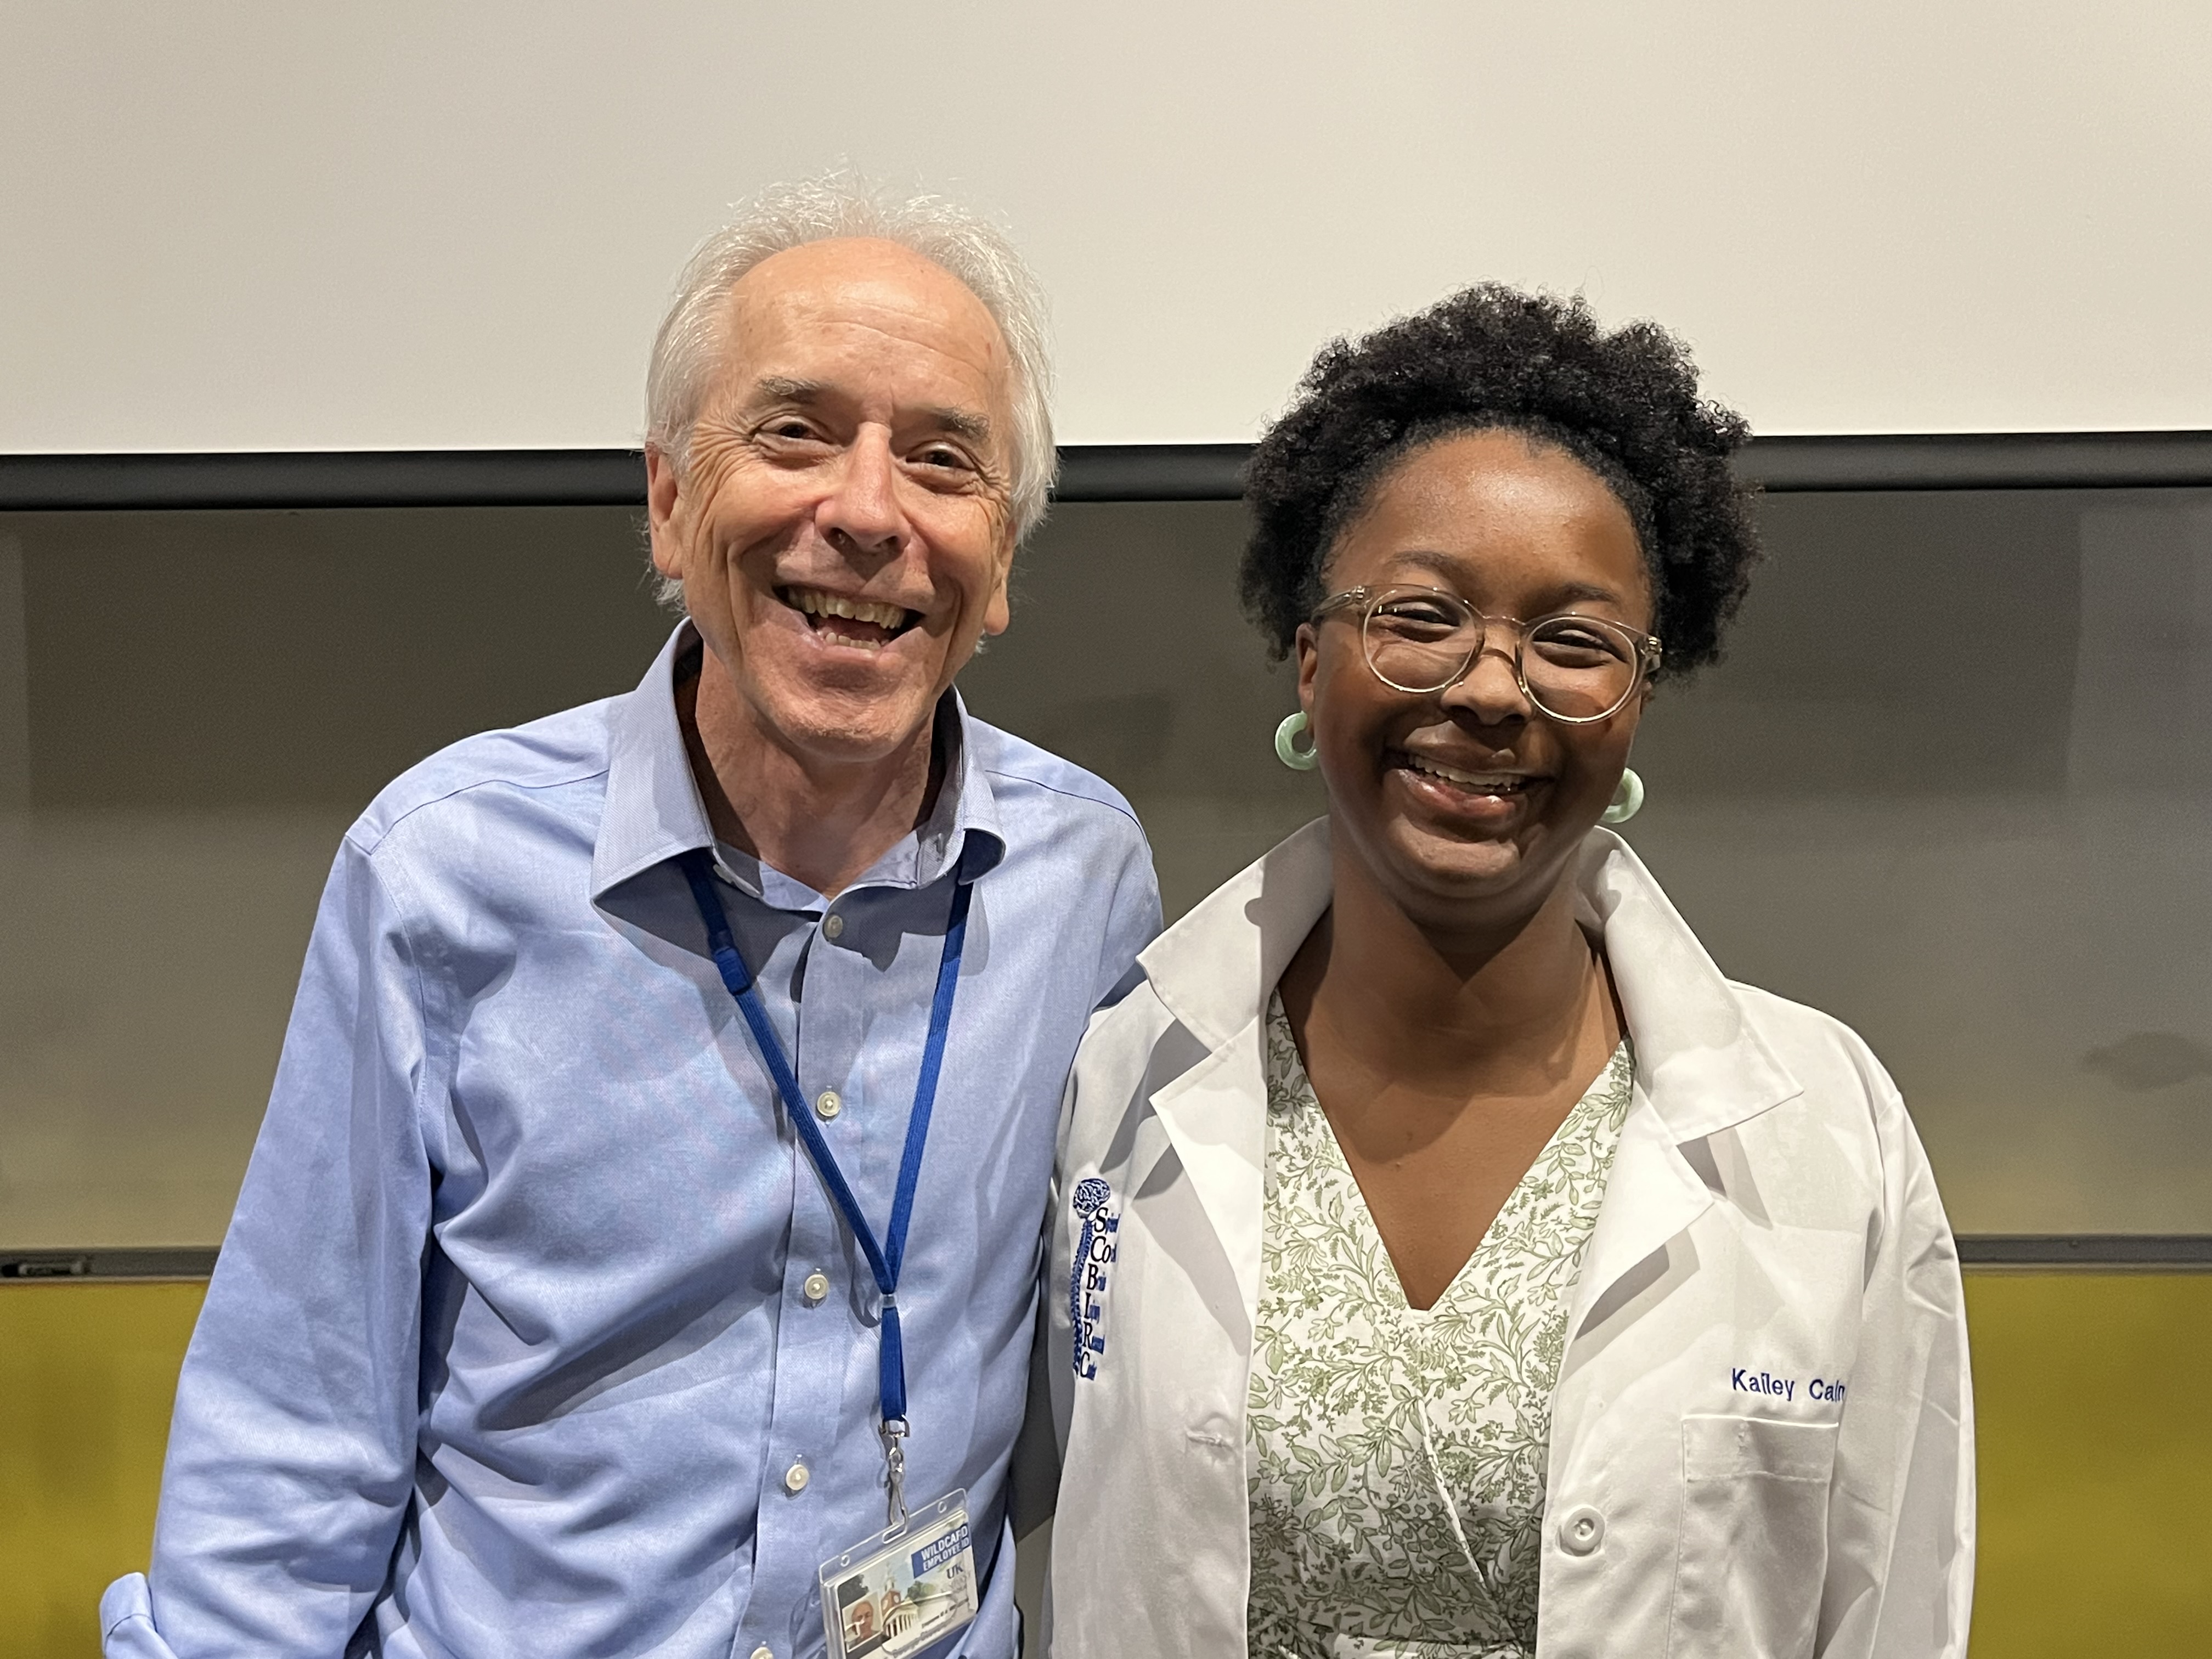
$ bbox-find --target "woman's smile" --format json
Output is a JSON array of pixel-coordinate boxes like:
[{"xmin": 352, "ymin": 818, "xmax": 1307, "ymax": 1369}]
[{"xmin": 1387, "ymin": 747, "xmax": 1548, "ymax": 830}]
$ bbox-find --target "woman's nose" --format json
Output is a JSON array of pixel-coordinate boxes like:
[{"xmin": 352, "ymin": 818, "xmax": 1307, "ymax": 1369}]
[{"xmin": 1440, "ymin": 638, "xmax": 1531, "ymax": 724}]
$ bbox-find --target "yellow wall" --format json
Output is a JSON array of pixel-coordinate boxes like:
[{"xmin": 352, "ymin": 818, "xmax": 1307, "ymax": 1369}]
[
  {"xmin": 1, "ymin": 1285, "xmax": 204, "ymax": 1659},
  {"xmin": 5, "ymin": 1276, "xmax": 2210, "ymax": 1658},
  {"xmin": 1966, "ymin": 1274, "xmax": 2212, "ymax": 1656}
]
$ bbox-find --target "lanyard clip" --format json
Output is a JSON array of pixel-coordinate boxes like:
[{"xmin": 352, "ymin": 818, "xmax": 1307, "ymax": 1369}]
[{"xmin": 880, "ymin": 1415, "xmax": 911, "ymax": 1530}]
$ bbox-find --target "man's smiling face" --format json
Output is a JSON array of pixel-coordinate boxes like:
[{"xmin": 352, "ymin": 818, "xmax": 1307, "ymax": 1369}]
[{"xmin": 647, "ymin": 236, "xmax": 1019, "ymax": 769}]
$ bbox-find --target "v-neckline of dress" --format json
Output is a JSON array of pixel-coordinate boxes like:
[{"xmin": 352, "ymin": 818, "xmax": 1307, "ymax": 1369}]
[{"xmin": 1266, "ymin": 992, "xmax": 1632, "ymax": 1317}]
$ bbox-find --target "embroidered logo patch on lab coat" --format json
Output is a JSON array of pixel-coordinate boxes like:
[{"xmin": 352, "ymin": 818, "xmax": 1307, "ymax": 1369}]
[{"xmin": 1070, "ymin": 1177, "xmax": 1119, "ymax": 1378}]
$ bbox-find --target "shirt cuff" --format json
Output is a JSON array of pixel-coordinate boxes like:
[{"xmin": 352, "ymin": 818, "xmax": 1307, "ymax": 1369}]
[{"xmin": 100, "ymin": 1573, "xmax": 181, "ymax": 1658}]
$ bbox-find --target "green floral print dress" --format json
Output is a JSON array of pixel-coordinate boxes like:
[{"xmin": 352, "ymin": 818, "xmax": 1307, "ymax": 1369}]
[{"xmin": 1245, "ymin": 995, "xmax": 1635, "ymax": 1659}]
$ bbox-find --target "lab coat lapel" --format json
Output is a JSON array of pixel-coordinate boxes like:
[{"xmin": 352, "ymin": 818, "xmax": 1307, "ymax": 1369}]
[
  {"xmin": 1562, "ymin": 831, "xmax": 1803, "ymax": 1350},
  {"xmin": 1135, "ymin": 819, "xmax": 1334, "ymax": 1330},
  {"xmin": 1146, "ymin": 1019, "xmax": 1269, "ymax": 1328},
  {"xmin": 1559, "ymin": 1084, "xmax": 1714, "ymax": 1355}
]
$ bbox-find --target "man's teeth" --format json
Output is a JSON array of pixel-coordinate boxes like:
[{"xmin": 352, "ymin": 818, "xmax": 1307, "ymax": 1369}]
[
  {"xmin": 1405, "ymin": 757, "xmax": 1531, "ymax": 791},
  {"xmin": 787, "ymin": 588, "xmax": 911, "ymax": 631}
]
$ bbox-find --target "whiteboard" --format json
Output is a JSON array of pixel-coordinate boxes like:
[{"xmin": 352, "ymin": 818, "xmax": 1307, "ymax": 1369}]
[{"xmin": 3, "ymin": 0, "xmax": 2208, "ymax": 454}]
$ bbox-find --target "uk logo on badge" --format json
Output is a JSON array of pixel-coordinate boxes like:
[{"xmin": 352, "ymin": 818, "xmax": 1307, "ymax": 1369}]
[{"xmin": 1069, "ymin": 1177, "xmax": 1119, "ymax": 1379}]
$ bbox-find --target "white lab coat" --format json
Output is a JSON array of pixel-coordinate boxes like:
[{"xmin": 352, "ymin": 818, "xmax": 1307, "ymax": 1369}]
[{"xmin": 1041, "ymin": 820, "xmax": 1972, "ymax": 1659}]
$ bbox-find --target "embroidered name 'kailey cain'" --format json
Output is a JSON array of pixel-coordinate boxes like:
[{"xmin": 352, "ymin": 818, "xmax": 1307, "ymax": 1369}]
[
  {"xmin": 1070, "ymin": 1178, "xmax": 1119, "ymax": 1379},
  {"xmin": 1733, "ymin": 1368, "xmax": 1849, "ymax": 1404}
]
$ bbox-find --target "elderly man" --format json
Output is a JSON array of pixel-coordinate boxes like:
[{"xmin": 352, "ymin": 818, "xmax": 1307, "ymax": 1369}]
[{"xmin": 101, "ymin": 178, "xmax": 1159, "ymax": 1659}]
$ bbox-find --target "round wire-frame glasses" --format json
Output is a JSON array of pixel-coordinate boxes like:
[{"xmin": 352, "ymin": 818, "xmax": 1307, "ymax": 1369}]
[{"xmin": 1312, "ymin": 584, "xmax": 1662, "ymax": 724}]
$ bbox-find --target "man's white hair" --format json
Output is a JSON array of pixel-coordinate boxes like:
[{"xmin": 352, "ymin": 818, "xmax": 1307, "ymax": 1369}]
[{"xmin": 644, "ymin": 173, "xmax": 1058, "ymax": 560}]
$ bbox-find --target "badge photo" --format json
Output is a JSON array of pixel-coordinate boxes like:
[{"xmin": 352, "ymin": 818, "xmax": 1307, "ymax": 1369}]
[{"xmin": 818, "ymin": 1490, "xmax": 980, "ymax": 1659}]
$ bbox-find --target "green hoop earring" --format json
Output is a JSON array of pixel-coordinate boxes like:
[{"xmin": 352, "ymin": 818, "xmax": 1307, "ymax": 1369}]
[
  {"xmin": 1274, "ymin": 710, "xmax": 1319, "ymax": 771},
  {"xmin": 1601, "ymin": 768, "xmax": 1644, "ymax": 824}
]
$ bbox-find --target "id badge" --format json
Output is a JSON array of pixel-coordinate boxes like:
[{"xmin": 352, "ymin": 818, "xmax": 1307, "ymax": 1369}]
[{"xmin": 818, "ymin": 1488, "xmax": 979, "ymax": 1659}]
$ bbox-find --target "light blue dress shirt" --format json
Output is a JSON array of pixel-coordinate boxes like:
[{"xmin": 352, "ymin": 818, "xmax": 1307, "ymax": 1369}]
[{"xmin": 101, "ymin": 624, "xmax": 1161, "ymax": 1659}]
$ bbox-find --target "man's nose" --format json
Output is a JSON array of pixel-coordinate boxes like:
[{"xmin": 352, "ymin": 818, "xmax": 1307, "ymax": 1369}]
[{"xmin": 817, "ymin": 428, "xmax": 906, "ymax": 556}]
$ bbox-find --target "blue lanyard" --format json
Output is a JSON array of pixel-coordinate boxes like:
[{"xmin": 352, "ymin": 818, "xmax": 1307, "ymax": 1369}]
[{"xmin": 679, "ymin": 849, "xmax": 969, "ymax": 1440}]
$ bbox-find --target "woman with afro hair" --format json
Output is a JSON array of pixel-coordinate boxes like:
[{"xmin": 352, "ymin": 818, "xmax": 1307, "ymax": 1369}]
[{"xmin": 1044, "ymin": 287, "xmax": 1972, "ymax": 1659}]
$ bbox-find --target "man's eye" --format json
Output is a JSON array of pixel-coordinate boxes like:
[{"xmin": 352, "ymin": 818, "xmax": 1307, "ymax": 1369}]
[
  {"xmin": 916, "ymin": 447, "xmax": 973, "ymax": 472},
  {"xmin": 749, "ymin": 415, "xmax": 826, "ymax": 444}
]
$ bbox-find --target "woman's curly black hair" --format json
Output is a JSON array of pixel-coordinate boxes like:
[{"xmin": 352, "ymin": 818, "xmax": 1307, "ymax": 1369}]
[{"xmin": 1239, "ymin": 284, "xmax": 1760, "ymax": 678}]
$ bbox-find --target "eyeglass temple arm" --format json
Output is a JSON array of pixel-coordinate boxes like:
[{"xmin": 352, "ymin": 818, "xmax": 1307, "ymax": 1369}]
[{"xmin": 1308, "ymin": 587, "xmax": 1372, "ymax": 622}]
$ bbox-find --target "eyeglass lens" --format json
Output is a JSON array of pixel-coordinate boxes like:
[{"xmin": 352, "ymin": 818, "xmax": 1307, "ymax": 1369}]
[{"xmin": 1361, "ymin": 590, "xmax": 1642, "ymax": 718}]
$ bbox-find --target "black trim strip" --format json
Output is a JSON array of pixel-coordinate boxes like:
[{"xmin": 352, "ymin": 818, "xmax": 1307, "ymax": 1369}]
[
  {"xmin": 1054, "ymin": 443, "xmax": 1250, "ymax": 501},
  {"xmin": 0, "ymin": 1248, "xmax": 221, "ymax": 1281},
  {"xmin": 0, "ymin": 449, "xmax": 648, "ymax": 512},
  {"xmin": 1955, "ymin": 1235, "xmax": 2212, "ymax": 1271},
  {"xmin": 5, "ymin": 1236, "xmax": 2208, "ymax": 1280},
  {"xmin": 4, "ymin": 432, "xmax": 2211, "ymax": 512},
  {"xmin": 1738, "ymin": 431, "xmax": 2212, "ymax": 492}
]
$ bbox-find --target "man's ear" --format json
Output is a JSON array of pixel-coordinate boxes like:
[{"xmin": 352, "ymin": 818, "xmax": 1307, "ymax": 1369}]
[
  {"xmin": 645, "ymin": 447, "xmax": 686, "ymax": 580},
  {"xmin": 980, "ymin": 531, "xmax": 1017, "ymax": 638}
]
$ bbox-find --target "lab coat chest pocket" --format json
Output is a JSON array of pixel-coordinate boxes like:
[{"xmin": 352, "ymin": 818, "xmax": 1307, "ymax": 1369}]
[{"xmin": 1668, "ymin": 1414, "xmax": 1838, "ymax": 1659}]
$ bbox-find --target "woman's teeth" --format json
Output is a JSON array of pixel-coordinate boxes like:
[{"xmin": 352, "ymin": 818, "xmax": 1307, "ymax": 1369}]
[{"xmin": 1403, "ymin": 755, "xmax": 1531, "ymax": 792}]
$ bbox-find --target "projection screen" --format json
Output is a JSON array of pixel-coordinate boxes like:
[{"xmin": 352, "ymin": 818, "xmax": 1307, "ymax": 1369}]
[{"xmin": 4, "ymin": 0, "xmax": 2210, "ymax": 457}]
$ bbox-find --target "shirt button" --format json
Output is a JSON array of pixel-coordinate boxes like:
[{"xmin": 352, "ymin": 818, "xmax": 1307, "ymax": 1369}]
[
  {"xmin": 823, "ymin": 913, "xmax": 845, "ymax": 940},
  {"xmin": 784, "ymin": 1460, "xmax": 810, "ymax": 1494},
  {"xmin": 802, "ymin": 1271, "xmax": 830, "ymax": 1304},
  {"xmin": 1556, "ymin": 1504, "xmax": 1605, "ymax": 1556},
  {"xmin": 751, "ymin": 1647, "xmax": 774, "ymax": 1659},
  {"xmin": 815, "ymin": 1090, "xmax": 842, "ymax": 1121}
]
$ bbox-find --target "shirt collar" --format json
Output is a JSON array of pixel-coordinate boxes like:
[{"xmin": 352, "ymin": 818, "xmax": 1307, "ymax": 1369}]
[{"xmin": 589, "ymin": 621, "xmax": 1007, "ymax": 910}]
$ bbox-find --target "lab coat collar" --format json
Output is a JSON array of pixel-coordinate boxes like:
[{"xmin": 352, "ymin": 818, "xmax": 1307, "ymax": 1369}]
[
  {"xmin": 1138, "ymin": 817, "xmax": 1802, "ymax": 1147},
  {"xmin": 1137, "ymin": 817, "xmax": 1335, "ymax": 1054},
  {"xmin": 1570, "ymin": 827, "xmax": 1803, "ymax": 1143}
]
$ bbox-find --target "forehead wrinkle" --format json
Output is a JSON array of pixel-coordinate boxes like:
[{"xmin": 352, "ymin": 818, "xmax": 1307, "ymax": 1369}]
[{"xmin": 749, "ymin": 374, "xmax": 827, "ymax": 405}]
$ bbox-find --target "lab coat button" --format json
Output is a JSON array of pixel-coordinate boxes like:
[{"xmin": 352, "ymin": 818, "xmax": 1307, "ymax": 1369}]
[
  {"xmin": 815, "ymin": 1090, "xmax": 842, "ymax": 1121},
  {"xmin": 1557, "ymin": 1505, "xmax": 1605, "ymax": 1556},
  {"xmin": 802, "ymin": 1271, "xmax": 830, "ymax": 1304},
  {"xmin": 784, "ymin": 1461, "xmax": 810, "ymax": 1494},
  {"xmin": 751, "ymin": 1647, "xmax": 774, "ymax": 1659},
  {"xmin": 823, "ymin": 913, "xmax": 845, "ymax": 940}
]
